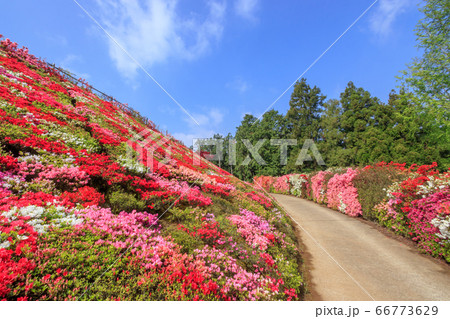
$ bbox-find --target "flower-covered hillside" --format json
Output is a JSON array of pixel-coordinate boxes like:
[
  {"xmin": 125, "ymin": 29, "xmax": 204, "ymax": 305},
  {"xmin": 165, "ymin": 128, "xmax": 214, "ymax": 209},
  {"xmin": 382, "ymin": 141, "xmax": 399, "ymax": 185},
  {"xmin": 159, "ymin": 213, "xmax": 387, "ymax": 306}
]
[{"xmin": 0, "ymin": 36, "xmax": 304, "ymax": 301}]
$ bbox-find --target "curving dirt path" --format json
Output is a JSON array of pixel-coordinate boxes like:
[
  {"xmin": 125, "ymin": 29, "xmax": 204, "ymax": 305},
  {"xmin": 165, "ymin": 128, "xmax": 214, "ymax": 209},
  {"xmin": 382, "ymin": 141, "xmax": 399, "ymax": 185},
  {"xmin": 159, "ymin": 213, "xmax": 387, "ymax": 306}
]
[{"xmin": 272, "ymin": 194, "xmax": 450, "ymax": 301}]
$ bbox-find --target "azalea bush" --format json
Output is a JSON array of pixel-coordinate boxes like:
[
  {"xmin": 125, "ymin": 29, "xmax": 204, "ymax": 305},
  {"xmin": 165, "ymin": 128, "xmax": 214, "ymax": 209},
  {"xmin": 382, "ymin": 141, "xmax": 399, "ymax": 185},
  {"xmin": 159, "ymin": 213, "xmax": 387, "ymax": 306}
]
[
  {"xmin": 0, "ymin": 36, "xmax": 305, "ymax": 300},
  {"xmin": 326, "ymin": 168, "xmax": 362, "ymax": 217},
  {"xmin": 288, "ymin": 174, "xmax": 310, "ymax": 199},
  {"xmin": 255, "ymin": 162, "xmax": 450, "ymax": 262},
  {"xmin": 374, "ymin": 164, "xmax": 450, "ymax": 261},
  {"xmin": 273, "ymin": 175, "xmax": 291, "ymax": 194},
  {"xmin": 253, "ymin": 175, "xmax": 275, "ymax": 192},
  {"xmin": 310, "ymin": 171, "xmax": 331, "ymax": 204}
]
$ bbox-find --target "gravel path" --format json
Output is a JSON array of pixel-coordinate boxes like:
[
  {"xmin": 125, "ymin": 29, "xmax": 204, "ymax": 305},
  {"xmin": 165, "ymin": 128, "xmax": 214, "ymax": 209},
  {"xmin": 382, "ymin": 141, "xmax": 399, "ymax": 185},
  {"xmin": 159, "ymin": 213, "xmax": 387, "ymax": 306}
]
[{"xmin": 272, "ymin": 194, "xmax": 450, "ymax": 301}]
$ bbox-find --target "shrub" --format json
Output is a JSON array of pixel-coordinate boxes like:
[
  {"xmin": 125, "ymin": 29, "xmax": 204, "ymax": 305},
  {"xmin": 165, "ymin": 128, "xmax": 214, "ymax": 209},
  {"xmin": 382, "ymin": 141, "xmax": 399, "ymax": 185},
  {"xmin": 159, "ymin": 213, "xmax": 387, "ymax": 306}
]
[
  {"xmin": 377, "ymin": 168, "xmax": 450, "ymax": 261},
  {"xmin": 288, "ymin": 174, "xmax": 309, "ymax": 198},
  {"xmin": 353, "ymin": 166, "xmax": 405, "ymax": 220},
  {"xmin": 254, "ymin": 163, "xmax": 450, "ymax": 262},
  {"xmin": 272, "ymin": 175, "xmax": 291, "ymax": 194},
  {"xmin": 61, "ymin": 186, "xmax": 105, "ymax": 208},
  {"xmin": 310, "ymin": 171, "xmax": 331, "ymax": 204},
  {"xmin": 108, "ymin": 190, "xmax": 147, "ymax": 214},
  {"xmin": 245, "ymin": 191, "xmax": 273, "ymax": 209},
  {"xmin": 253, "ymin": 175, "xmax": 275, "ymax": 192},
  {"xmin": 326, "ymin": 168, "xmax": 362, "ymax": 216}
]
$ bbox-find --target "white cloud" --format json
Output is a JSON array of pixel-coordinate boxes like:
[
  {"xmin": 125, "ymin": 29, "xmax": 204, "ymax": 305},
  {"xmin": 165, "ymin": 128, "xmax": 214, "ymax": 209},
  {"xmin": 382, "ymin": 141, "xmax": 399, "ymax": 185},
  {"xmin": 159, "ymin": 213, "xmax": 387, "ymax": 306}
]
[
  {"xmin": 157, "ymin": 104, "xmax": 176, "ymax": 115},
  {"xmin": 183, "ymin": 108, "xmax": 225, "ymax": 127},
  {"xmin": 45, "ymin": 34, "xmax": 68, "ymax": 47},
  {"xmin": 174, "ymin": 107, "xmax": 225, "ymax": 146},
  {"xmin": 59, "ymin": 54, "xmax": 90, "ymax": 79},
  {"xmin": 209, "ymin": 108, "xmax": 224, "ymax": 124},
  {"xmin": 369, "ymin": 0, "xmax": 414, "ymax": 36},
  {"xmin": 173, "ymin": 130, "xmax": 216, "ymax": 147},
  {"xmin": 61, "ymin": 54, "xmax": 81, "ymax": 67},
  {"xmin": 234, "ymin": 0, "xmax": 259, "ymax": 21},
  {"xmin": 226, "ymin": 77, "xmax": 249, "ymax": 93},
  {"xmin": 94, "ymin": 0, "xmax": 226, "ymax": 78}
]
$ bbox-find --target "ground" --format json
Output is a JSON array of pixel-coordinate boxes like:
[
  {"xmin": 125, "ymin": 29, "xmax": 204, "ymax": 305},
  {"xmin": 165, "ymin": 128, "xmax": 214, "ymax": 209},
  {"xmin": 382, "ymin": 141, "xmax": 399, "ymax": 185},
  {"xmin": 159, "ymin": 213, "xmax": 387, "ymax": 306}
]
[{"xmin": 272, "ymin": 194, "xmax": 450, "ymax": 301}]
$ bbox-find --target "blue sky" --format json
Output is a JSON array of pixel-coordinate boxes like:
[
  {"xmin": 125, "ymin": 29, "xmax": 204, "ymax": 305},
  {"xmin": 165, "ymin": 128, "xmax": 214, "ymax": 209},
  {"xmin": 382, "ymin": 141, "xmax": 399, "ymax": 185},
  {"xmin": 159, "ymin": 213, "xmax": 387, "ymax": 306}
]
[{"xmin": 1, "ymin": 0, "xmax": 422, "ymax": 146}]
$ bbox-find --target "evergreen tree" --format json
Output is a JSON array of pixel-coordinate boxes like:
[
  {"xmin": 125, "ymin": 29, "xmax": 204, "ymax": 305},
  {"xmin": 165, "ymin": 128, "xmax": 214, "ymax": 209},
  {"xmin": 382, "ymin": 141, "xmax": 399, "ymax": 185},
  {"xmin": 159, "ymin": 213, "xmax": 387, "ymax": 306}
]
[
  {"xmin": 256, "ymin": 110, "xmax": 289, "ymax": 177},
  {"xmin": 318, "ymin": 99, "xmax": 344, "ymax": 167},
  {"xmin": 339, "ymin": 82, "xmax": 380, "ymax": 165},
  {"xmin": 285, "ymin": 78, "xmax": 326, "ymax": 171},
  {"xmin": 234, "ymin": 114, "xmax": 258, "ymax": 181},
  {"xmin": 285, "ymin": 78, "xmax": 325, "ymax": 140}
]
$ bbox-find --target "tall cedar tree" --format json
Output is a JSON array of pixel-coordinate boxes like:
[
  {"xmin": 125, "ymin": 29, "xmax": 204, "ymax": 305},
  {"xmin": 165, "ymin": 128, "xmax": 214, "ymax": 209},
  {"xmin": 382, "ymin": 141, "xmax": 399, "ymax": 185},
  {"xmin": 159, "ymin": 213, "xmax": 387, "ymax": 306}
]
[
  {"xmin": 318, "ymin": 99, "xmax": 344, "ymax": 167},
  {"xmin": 234, "ymin": 114, "xmax": 258, "ymax": 181},
  {"xmin": 285, "ymin": 78, "xmax": 325, "ymax": 172},
  {"xmin": 339, "ymin": 82, "xmax": 371, "ymax": 165}
]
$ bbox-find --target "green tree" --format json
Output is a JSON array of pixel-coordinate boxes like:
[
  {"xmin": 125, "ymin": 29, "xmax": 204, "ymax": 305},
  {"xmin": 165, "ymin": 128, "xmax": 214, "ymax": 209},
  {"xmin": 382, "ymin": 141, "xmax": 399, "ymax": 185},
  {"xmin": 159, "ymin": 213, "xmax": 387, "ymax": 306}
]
[
  {"xmin": 365, "ymin": 99, "xmax": 395, "ymax": 164},
  {"xmin": 234, "ymin": 114, "xmax": 258, "ymax": 181},
  {"xmin": 286, "ymin": 78, "xmax": 325, "ymax": 140},
  {"xmin": 255, "ymin": 110, "xmax": 289, "ymax": 177},
  {"xmin": 401, "ymin": 0, "xmax": 450, "ymax": 119},
  {"xmin": 388, "ymin": 89, "xmax": 442, "ymax": 166},
  {"xmin": 233, "ymin": 111, "xmax": 289, "ymax": 181},
  {"xmin": 318, "ymin": 99, "xmax": 344, "ymax": 167},
  {"xmin": 285, "ymin": 78, "xmax": 326, "ymax": 171},
  {"xmin": 339, "ymin": 82, "xmax": 380, "ymax": 165},
  {"xmin": 399, "ymin": 0, "xmax": 449, "ymax": 167}
]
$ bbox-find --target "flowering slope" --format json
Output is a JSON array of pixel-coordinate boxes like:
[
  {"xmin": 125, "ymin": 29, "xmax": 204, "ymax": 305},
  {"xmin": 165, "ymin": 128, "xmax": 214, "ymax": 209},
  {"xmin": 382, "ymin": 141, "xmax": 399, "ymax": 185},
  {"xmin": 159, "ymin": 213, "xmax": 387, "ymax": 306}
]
[{"xmin": 0, "ymin": 37, "xmax": 304, "ymax": 300}]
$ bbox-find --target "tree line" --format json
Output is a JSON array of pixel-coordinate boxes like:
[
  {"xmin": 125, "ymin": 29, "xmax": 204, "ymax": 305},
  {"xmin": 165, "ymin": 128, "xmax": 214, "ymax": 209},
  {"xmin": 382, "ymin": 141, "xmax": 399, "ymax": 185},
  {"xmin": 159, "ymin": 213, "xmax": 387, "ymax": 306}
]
[{"xmin": 201, "ymin": 0, "xmax": 449, "ymax": 181}]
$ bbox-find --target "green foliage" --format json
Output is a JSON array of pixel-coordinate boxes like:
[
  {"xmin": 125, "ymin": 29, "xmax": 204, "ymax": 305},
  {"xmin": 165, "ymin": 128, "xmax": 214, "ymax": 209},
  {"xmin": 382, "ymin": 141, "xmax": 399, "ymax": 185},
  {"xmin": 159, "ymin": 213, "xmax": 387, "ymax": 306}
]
[
  {"xmin": 270, "ymin": 250, "xmax": 304, "ymax": 291},
  {"xmin": 339, "ymin": 81, "xmax": 386, "ymax": 166},
  {"xmin": 387, "ymin": 90, "xmax": 445, "ymax": 169},
  {"xmin": 225, "ymin": 79, "xmax": 447, "ymax": 180},
  {"xmin": 108, "ymin": 190, "xmax": 147, "ymax": 214},
  {"xmin": 47, "ymin": 125, "xmax": 101, "ymax": 153},
  {"xmin": 196, "ymin": 133, "xmax": 236, "ymax": 174},
  {"xmin": 286, "ymin": 78, "xmax": 324, "ymax": 140},
  {"xmin": 0, "ymin": 122, "xmax": 28, "ymax": 141},
  {"xmin": 162, "ymin": 224, "xmax": 204, "ymax": 255},
  {"xmin": 399, "ymin": 0, "xmax": 449, "ymax": 168},
  {"xmin": 232, "ymin": 111, "xmax": 290, "ymax": 181},
  {"xmin": 14, "ymin": 228, "xmax": 146, "ymax": 301},
  {"xmin": 208, "ymin": 2, "xmax": 449, "ymax": 180},
  {"xmin": 165, "ymin": 206, "xmax": 200, "ymax": 223},
  {"xmin": 353, "ymin": 167, "xmax": 404, "ymax": 220},
  {"xmin": 318, "ymin": 99, "xmax": 344, "ymax": 167},
  {"xmin": 285, "ymin": 78, "xmax": 325, "ymax": 172},
  {"xmin": 401, "ymin": 0, "xmax": 450, "ymax": 119},
  {"xmin": 205, "ymin": 195, "xmax": 240, "ymax": 217}
]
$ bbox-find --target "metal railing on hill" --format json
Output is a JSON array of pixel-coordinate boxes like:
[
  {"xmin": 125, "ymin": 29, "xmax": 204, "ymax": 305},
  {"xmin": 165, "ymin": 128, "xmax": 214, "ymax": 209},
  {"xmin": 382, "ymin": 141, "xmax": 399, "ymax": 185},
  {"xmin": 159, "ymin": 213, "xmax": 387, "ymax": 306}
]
[
  {"xmin": 0, "ymin": 38, "xmax": 188, "ymax": 145},
  {"xmin": 46, "ymin": 62, "xmax": 156, "ymax": 130},
  {"xmin": 0, "ymin": 38, "xmax": 157, "ymax": 131}
]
